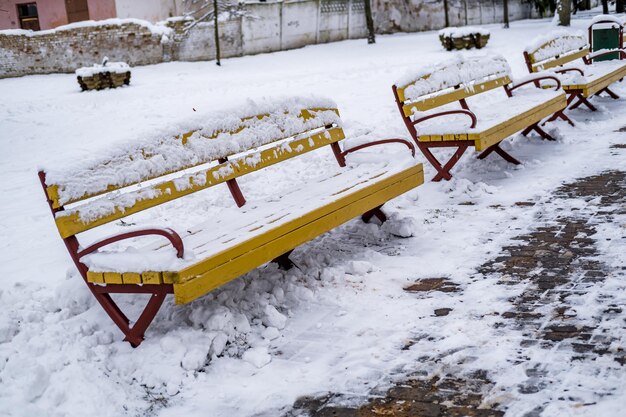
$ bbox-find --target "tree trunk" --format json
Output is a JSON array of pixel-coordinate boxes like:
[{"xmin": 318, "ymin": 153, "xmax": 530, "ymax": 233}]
[
  {"xmin": 364, "ymin": 0, "xmax": 376, "ymax": 44},
  {"xmin": 557, "ymin": 0, "xmax": 571, "ymax": 26},
  {"xmin": 503, "ymin": 0, "xmax": 509, "ymax": 28},
  {"xmin": 213, "ymin": 0, "xmax": 220, "ymax": 66},
  {"xmin": 443, "ymin": 0, "xmax": 449, "ymax": 28},
  {"xmin": 617, "ymin": 0, "xmax": 625, "ymax": 13},
  {"xmin": 601, "ymin": 0, "xmax": 609, "ymax": 14}
]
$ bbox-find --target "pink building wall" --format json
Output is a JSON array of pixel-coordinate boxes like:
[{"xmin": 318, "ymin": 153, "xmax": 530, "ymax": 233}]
[{"xmin": 0, "ymin": 0, "xmax": 116, "ymax": 31}]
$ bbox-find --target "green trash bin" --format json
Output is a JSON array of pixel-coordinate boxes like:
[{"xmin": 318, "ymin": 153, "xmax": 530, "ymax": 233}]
[{"xmin": 588, "ymin": 17, "xmax": 624, "ymax": 62}]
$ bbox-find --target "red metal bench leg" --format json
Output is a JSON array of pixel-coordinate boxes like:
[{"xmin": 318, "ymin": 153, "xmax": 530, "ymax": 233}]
[
  {"xmin": 596, "ymin": 87, "xmax": 620, "ymax": 99},
  {"xmin": 362, "ymin": 205, "xmax": 387, "ymax": 223},
  {"xmin": 417, "ymin": 142, "xmax": 450, "ymax": 181},
  {"xmin": 543, "ymin": 110, "xmax": 575, "ymax": 127},
  {"xmin": 123, "ymin": 292, "xmax": 168, "ymax": 347},
  {"xmin": 89, "ymin": 285, "xmax": 171, "ymax": 347},
  {"xmin": 570, "ymin": 95, "xmax": 597, "ymax": 111},
  {"xmin": 477, "ymin": 143, "xmax": 521, "ymax": 165},
  {"xmin": 522, "ymin": 123, "xmax": 556, "ymax": 141},
  {"xmin": 272, "ymin": 250, "xmax": 295, "ymax": 270},
  {"xmin": 417, "ymin": 142, "xmax": 469, "ymax": 182}
]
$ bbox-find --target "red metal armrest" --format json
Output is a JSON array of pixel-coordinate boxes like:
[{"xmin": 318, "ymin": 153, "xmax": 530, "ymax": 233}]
[
  {"xmin": 554, "ymin": 67, "xmax": 585, "ymax": 76},
  {"xmin": 412, "ymin": 109, "xmax": 477, "ymax": 129},
  {"xmin": 77, "ymin": 227, "xmax": 184, "ymax": 259},
  {"xmin": 341, "ymin": 138, "xmax": 416, "ymax": 159},
  {"xmin": 508, "ymin": 75, "xmax": 561, "ymax": 94}
]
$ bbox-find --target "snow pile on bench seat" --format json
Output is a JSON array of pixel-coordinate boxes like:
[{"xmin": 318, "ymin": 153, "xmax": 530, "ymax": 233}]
[
  {"xmin": 558, "ymin": 59, "xmax": 626, "ymax": 87},
  {"xmin": 525, "ymin": 30, "xmax": 588, "ymax": 63},
  {"xmin": 438, "ymin": 26, "xmax": 490, "ymax": 37},
  {"xmin": 80, "ymin": 158, "xmax": 417, "ymax": 274},
  {"xmin": 396, "ymin": 54, "xmax": 511, "ymax": 101},
  {"xmin": 75, "ymin": 61, "xmax": 130, "ymax": 77},
  {"xmin": 43, "ymin": 96, "xmax": 340, "ymax": 206}
]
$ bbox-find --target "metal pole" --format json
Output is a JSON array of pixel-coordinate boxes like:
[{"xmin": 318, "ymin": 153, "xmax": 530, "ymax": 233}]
[
  {"xmin": 213, "ymin": 0, "xmax": 221, "ymax": 66},
  {"xmin": 503, "ymin": 0, "xmax": 509, "ymax": 28},
  {"xmin": 364, "ymin": 0, "xmax": 376, "ymax": 44}
]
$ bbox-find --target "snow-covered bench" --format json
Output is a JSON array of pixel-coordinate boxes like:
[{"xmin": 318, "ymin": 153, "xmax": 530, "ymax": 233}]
[
  {"xmin": 523, "ymin": 30, "xmax": 626, "ymax": 112},
  {"xmin": 392, "ymin": 54, "xmax": 567, "ymax": 181},
  {"xmin": 38, "ymin": 97, "xmax": 424, "ymax": 346}
]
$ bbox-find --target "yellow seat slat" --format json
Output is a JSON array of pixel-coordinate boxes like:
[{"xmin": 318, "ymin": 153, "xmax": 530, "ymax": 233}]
[
  {"xmin": 475, "ymin": 94, "xmax": 566, "ymax": 151},
  {"xmin": 172, "ymin": 163, "xmax": 424, "ymax": 284},
  {"xmin": 530, "ymin": 49, "xmax": 588, "ymax": 72},
  {"xmin": 55, "ymin": 127, "xmax": 346, "ymax": 239},
  {"xmin": 580, "ymin": 65, "xmax": 626, "ymax": 97},
  {"xmin": 414, "ymin": 94, "xmax": 565, "ymax": 151},
  {"xmin": 173, "ymin": 164, "xmax": 425, "ymax": 304},
  {"xmin": 401, "ymin": 76, "xmax": 512, "ymax": 115}
]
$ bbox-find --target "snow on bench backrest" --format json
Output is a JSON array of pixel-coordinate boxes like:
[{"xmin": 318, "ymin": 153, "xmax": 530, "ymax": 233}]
[
  {"xmin": 525, "ymin": 30, "xmax": 589, "ymax": 72},
  {"xmin": 394, "ymin": 54, "xmax": 512, "ymax": 115},
  {"xmin": 42, "ymin": 97, "xmax": 344, "ymax": 238}
]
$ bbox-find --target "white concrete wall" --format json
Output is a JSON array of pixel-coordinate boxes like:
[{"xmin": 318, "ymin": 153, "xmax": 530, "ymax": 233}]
[
  {"xmin": 282, "ymin": 0, "xmax": 318, "ymax": 49},
  {"xmin": 242, "ymin": 2, "xmax": 282, "ymax": 54}
]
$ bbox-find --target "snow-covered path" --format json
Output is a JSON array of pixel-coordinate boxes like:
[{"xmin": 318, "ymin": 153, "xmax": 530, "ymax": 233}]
[{"xmin": 0, "ymin": 16, "xmax": 625, "ymax": 417}]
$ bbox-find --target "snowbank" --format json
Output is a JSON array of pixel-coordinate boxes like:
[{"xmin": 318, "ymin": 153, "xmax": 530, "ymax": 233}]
[
  {"xmin": 438, "ymin": 26, "xmax": 491, "ymax": 37},
  {"xmin": 0, "ymin": 18, "xmax": 172, "ymax": 37},
  {"xmin": 75, "ymin": 61, "xmax": 130, "ymax": 77}
]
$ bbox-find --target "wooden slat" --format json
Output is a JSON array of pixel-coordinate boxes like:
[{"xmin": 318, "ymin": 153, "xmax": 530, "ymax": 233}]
[
  {"xmin": 45, "ymin": 108, "xmax": 340, "ymax": 209},
  {"xmin": 122, "ymin": 272, "xmax": 141, "ymax": 284},
  {"xmin": 578, "ymin": 65, "xmax": 626, "ymax": 97},
  {"xmin": 418, "ymin": 133, "xmax": 476, "ymax": 142},
  {"xmin": 173, "ymin": 165, "xmax": 425, "ymax": 304},
  {"xmin": 87, "ymin": 271, "xmax": 104, "ymax": 283},
  {"xmin": 173, "ymin": 163, "xmax": 424, "ymax": 285},
  {"xmin": 530, "ymin": 49, "xmax": 588, "ymax": 72},
  {"xmin": 103, "ymin": 272, "xmax": 123, "ymax": 284},
  {"xmin": 413, "ymin": 94, "xmax": 566, "ymax": 151},
  {"xmin": 142, "ymin": 272, "xmax": 162, "ymax": 284},
  {"xmin": 401, "ymin": 77, "xmax": 511, "ymax": 114},
  {"xmin": 55, "ymin": 127, "xmax": 346, "ymax": 238},
  {"xmin": 475, "ymin": 94, "xmax": 566, "ymax": 151}
]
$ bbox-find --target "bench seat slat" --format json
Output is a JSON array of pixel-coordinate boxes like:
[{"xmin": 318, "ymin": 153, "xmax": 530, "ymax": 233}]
[
  {"xmin": 561, "ymin": 60, "xmax": 626, "ymax": 97},
  {"xmin": 83, "ymin": 161, "xmax": 424, "ymax": 287},
  {"xmin": 415, "ymin": 89, "xmax": 565, "ymax": 150},
  {"xmin": 477, "ymin": 94, "xmax": 566, "ymax": 151},
  {"xmin": 55, "ymin": 127, "xmax": 346, "ymax": 238},
  {"xmin": 172, "ymin": 166, "xmax": 424, "ymax": 304}
]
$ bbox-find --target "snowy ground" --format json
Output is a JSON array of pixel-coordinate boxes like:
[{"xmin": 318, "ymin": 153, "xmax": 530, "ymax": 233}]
[{"xmin": 1, "ymin": 14, "xmax": 625, "ymax": 417}]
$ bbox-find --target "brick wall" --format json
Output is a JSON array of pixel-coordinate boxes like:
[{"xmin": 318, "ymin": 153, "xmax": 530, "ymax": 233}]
[{"xmin": 0, "ymin": 22, "xmax": 166, "ymax": 77}]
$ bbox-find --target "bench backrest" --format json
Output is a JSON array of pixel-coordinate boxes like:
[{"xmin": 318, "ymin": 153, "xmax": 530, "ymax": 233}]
[
  {"xmin": 393, "ymin": 54, "xmax": 512, "ymax": 117},
  {"xmin": 41, "ymin": 98, "xmax": 345, "ymax": 239},
  {"xmin": 524, "ymin": 31, "xmax": 589, "ymax": 73}
]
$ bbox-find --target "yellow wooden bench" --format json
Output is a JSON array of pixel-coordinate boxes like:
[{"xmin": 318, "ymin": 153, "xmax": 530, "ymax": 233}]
[
  {"xmin": 524, "ymin": 31, "xmax": 626, "ymax": 112},
  {"xmin": 392, "ymin": 54, "xmax": 567, "ymax": 181},
  {"xmin": 39, "ymin": 98, "xmax": 424, "ymax": 346}
]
